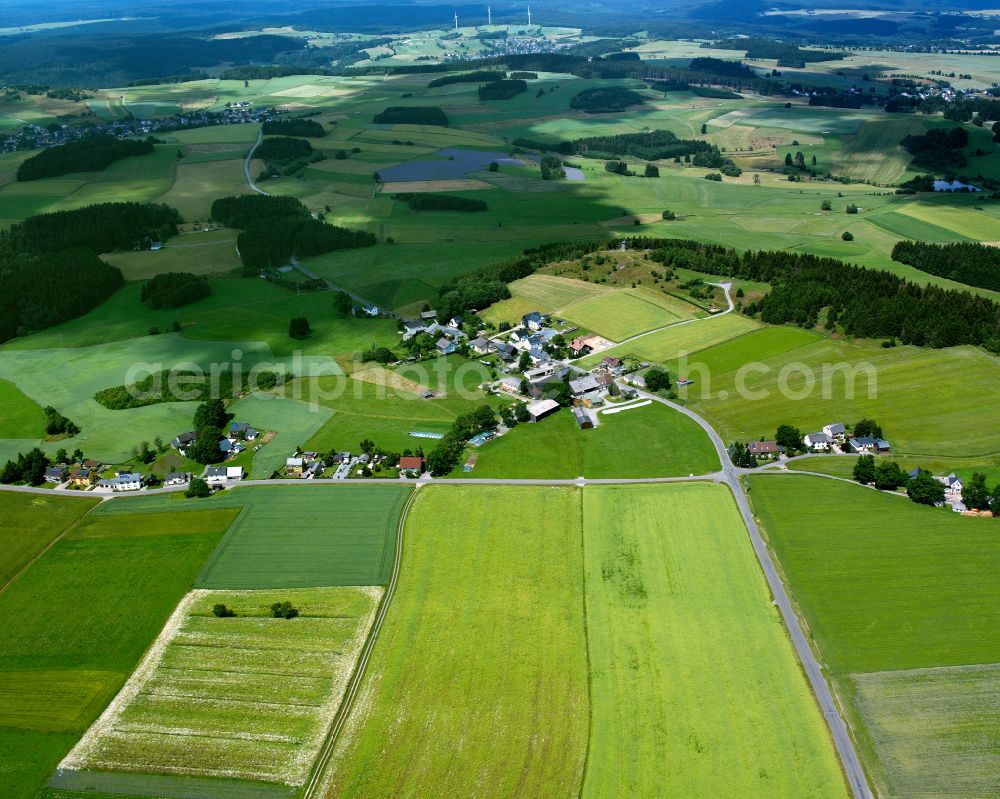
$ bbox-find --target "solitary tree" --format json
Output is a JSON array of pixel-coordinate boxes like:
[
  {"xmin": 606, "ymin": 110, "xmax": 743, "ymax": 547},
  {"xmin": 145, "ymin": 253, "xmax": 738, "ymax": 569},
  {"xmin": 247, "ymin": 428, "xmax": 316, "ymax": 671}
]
[
  {"xmin": 874, "ymin": 461, "xmax": 905, "ymax": 491},
  {"xmin": 962, "ymin": 472, "xmax": 991, "ymax": 510},
  {"xmin": 821, "ymin": 200, "xmax": 832, "ymax": 211},
  {"xmin": 775, "ymin": 424, "xmax": 802, "ymax": 452},
  {"xmin": 289, "ymin": 316, "xmax": 311, "ymax": 340},
  {"xmin": 842, "ymin": 231, "xmax": 854, "ymax": 241},
  {"xmin": 784, "ymin": 153, "xmax": 794, "ymax": 167},
  {"xmin": 700, "ymin": 123, "xmax": 707, "ymax": 134},
  {"xmin": 644, "ymin": 163, "xmax": 659, "ymax": 178},
  {"xmin": 645, "ymin": 368, "xmax": 671, "ymax": 392},
  {"xmin": 212, "ymin": 603, "xmax": 236, "ymax": 617},
  {"xmin": 185, "ymin": 477, "xmax": 212, "ymax": 498},
  {"xmin": 662, "ymin": 209, "xmax": 677, "ymax": 220}
]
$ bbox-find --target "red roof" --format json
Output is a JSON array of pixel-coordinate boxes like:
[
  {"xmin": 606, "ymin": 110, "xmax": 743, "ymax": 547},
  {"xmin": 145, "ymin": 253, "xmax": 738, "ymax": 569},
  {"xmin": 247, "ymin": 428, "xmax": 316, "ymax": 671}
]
[{"xmin": 399, "ymin": 456, "xmax": 424, "ymax": 470}]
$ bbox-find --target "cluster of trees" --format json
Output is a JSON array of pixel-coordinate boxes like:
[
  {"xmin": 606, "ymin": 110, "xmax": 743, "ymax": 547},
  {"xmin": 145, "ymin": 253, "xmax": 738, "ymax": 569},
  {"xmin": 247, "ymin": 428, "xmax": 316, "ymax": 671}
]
[
  {"xmin": 2, "ymin": 202, "xmax": 181, "ymax": 255},
  {"xmin": 606, "ymin": 160, "xmax": 635, "ymax": 176},
  {"xmin": 478, "ymin": 79, "xmax": 527, "ymax": 100},
  {"xmin": 185, "ymin": 399, "xmax": 231, "ymax": 465},
  {"xmin": 540, "ymin": 156, "xmax": 565, "ymax": 180},
  {"xmin": 141, "ymin": 272, "xmax": 211, "ymax": 309},
  {"xmin": 271, "ymin": 601, "xmax": 300, "ymax": 619},
  {"xmin": 728, "ymin": 442, "xmax": 758, "ymax": 468},
  {"xmin": 0, "ymin": 448, "xmax": 50, "ymax": 486},
  {"xmin": 17, "ymin": 135, "xmax": 156, "ymax": 181},
  {"xmin": 289, "ymin": 316, "xmax": 311, "ymax": 340},
  {"xmin": 43, "ymin": 405, "xmax": 79, "ymax": 437},
  {"xmin": 720, "ymin": 38, "xmax": 846, "ymax": 67},
  {"xmin": 515, "ymin": 130, "xmax": 713, "ymax": 162},
  {"xmin": 891, "ymin": 241, "xmax": 1000, "ymax": 293},
  {"xmin": 569, "ymin": 87, "xmax": 646, "ymax": 114},
  {"xmin": 95, "ymin": 368, "xmax": 289, "ymax": 409},
  {"xmin": 255, "ymin": 135, "xmax": 315, "ymax": 164},
  {"xmin": 427, "ymin": 70, "xmax": 504, "ymax": 87},
  {"xmin": 394, "ymin": 193, "xmax": 487, "ymax": 212},
  {"xmin": 425, "ymin": 405, "xmax": 498, "ymax": 476},
  {"xmin": 210, "ymin": 194, "xmax": 375, "ymax": 271},
  {"xmin": 688, "ymin": 57, "xmax": 755, "ymax": 78},
  {"xmin": 900, "ymin": 127, "xmax": 969, "ymax": 172},
  {"xmin": 851, "ymin": 457, "xmax": 999, "ymax": 512},
  {"xmin": 372, "ymin": 106, "xmax": 449, "ymax": 126},
  {"xmin": 261, "ymin": 119, "xmax": 326, "ymax": 137}
]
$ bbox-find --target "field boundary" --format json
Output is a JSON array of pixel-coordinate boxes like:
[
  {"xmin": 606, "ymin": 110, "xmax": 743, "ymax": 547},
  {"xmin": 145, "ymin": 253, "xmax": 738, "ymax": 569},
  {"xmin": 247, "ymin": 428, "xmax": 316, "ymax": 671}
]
[
  {"xmin": 302, "ymin": 485, "xmax": 421, "ymax": 799},
  {"xmin": 193, "ymin": 504, "xmax": 254, "ymax": 587}
]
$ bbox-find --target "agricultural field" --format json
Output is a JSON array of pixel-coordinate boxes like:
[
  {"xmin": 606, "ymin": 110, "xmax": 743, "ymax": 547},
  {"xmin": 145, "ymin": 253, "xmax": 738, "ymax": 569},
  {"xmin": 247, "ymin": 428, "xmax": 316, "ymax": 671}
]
[
  {"xmin": 186, "ymin": 484, "xmax": 410, "ymax": 589},
  {"xmin": 0, "ymin": 377, "xmax": 46, "ymax": 439},
  {"xmin": 463, "ymin": 401, "xmax": 720, "ymax": 479},
  {"xmin": 678, "ymin": 331, "xmax": 1000, "ymax": 458},
  {"xmin": 0, "ymin": 503, "xmax": 235, "ymax": 798},
  {"xmin": 59, "ymin": 586, "xmax": 382, "ymax": 790},
  {"xmin": 558, "ymin": 288, "xmax": 698, "ymax": 341},
  {"xmin": 748, "ymin": 474, "xmax": 1000, "ymax": 797},
  {"xmin": 317, "ymin": 485, "xmax": 590, "ymax": 799},
  {"xmin": 0, "ymin": 491, "xmax": 98, "ymax": 589},
  {"xmin": 581, "ymin": 483, "xmax": 846, "ymax": 798}
]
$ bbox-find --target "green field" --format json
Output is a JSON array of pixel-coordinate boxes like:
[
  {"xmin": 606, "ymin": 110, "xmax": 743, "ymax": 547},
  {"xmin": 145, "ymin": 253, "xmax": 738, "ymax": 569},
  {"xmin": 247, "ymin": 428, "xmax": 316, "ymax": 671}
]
[
  {"xmin": 681, "ymin": 332, "xmax": 1000, "ymax": 457},
  {"xmin": 62, "ymin": 586, "xmax": 381, "ymax": 788},
  {"xmin": 0, "ymin": 378, "xmax": 46, "ymax": 438},
  {"xmin": 0, "ymin": 503, "xmax": 234, "ymax": 798},
  {"xmin": 559, "ymin": 288, "xmax": 697, "ymax": 341},
  {"xmin": 463, "ymin": 401, "xmax": 720, "ymax": 479},
  {"xmin": 0, "ymin": 492, "xmax": 98, "ymax": 588},
  {"xmin": 194, "ymin": 485, "xmax": 411, "ymax": 589},
  {"xmin": 748, "ymin": 474, "xmax": 1000, "ymax": 797},
  {"xmin": 318, "ymin": 485, "xmax": 590, "ymax": 799},
  {"xmin": 582, "ymin": 483, "xmax": 846, "ymax": 798}
]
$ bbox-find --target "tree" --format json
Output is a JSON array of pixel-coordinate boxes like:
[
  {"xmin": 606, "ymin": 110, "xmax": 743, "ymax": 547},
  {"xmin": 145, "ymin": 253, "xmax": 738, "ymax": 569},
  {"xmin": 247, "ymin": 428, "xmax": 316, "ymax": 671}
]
[
  {"xmin": 184, "ymin": 476, "xmax": 211, "ymax": 498},
  {"xmin": 488, "ymin": 161, "xmax": 499, "ymax": 172},
  {"xmin": 212, "ymin": 603, "xmax": 236, "ymax": 617},
  {"xmin": 332, "ymin": 291, "xmax": 354, "ymax": 317},
  {"xmin": 55, "ymin": 448, "xmax": 69, "ymax": 464},
  {"xmin": 193, "ymin": 399, "xmax": 227, "ymax": 432},
  {"xmin": 775, "ymin": 424, "xmax": 801, "ymax": 452},
  {"xmin": 289, "ymin": 316, "xmax": 311, "ymax": 339},
  {"xmin": 852, "ymin": 454, "xmax": 876, "ymax": 485},
  {"xmin": 187, "ymin": 429, "xmax": 224, "ymax": 465},
  {"xmin": 784, "ymin": 153, "xmax": 793, "ymax": 167},
  {"xmin": 138, "ymin": 441, "xmax": 155, "ymax": 464},
  {"xmin": 514, "ymin": 402, "xmax": 531, "ymax": 424},
  {"xmin": 821, "ymin": 200, "xmax": 832, "ymax": 211},
  {"xmin": 874, "ymin": 461, "xmax": 905, "ymax": 491},
  {"xmin": 846, "ymin": 203, "xmax": 859, "ymax": 214},
  {"xmin": 270, "ymin": 601, "xmax": 299, "ymax": 619},
  {"xmin": 645, "ymin": 368, "xmax": 671, "ymax": 392},
  {"xmin": 908, "ymin": 471, "xmax": 944, "ymax": 505},
  {"xmin": 662, "ymin": 209, "xmax": 676, "ymax": 220},
  {"xmin": 811, "ymin": 155, "xmax": 817, "ymax": 165},
  {"xmin": 842, "ymin": 231, "xmax": 854, "ymax": 241},
  {"xmin": 729, "ymin": 442, "xmax": 757, "ymax": 468},
  {"xmin": 517, "ymin": 351, "xmax": 531, "ymax": 372},
  {"xmin": 644, "ymin": 163, "xmax": 659, "ymax": 178},
  {"xmin": 700, "ymin": 123, "xmax": 707, "ymax": 134},
  {"xmin": 962, "ymin": 472, "xmax": 991, "ymax": 510},
  {"xmin": 359, "ymin": 438, "xmax": 376, "ymax": 455},
  {"xmin": 854, "ymin": 418, "xmax": 883, "ymax": 439}
]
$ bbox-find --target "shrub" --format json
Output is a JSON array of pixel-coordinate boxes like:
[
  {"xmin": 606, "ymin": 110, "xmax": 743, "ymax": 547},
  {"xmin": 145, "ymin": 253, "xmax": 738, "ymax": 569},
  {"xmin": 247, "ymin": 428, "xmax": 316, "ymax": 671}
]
[
  {"xmin": 212, "ymin": 603, "xmax": 236, "ymax": 617},
  {"xmin": 841, "ymin": 231, "xmax": 854, "ymax": 241},
  {"xmin": 271, "ymin": 601, "xmax": 300, "ymax": 619}
]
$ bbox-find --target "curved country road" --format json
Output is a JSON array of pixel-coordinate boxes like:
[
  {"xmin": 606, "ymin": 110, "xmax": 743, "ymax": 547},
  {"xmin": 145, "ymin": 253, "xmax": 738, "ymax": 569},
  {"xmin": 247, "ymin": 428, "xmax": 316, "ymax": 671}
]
[{"xmin": 243, "ymin": 127, "xmax": 268, "ymax": 195}]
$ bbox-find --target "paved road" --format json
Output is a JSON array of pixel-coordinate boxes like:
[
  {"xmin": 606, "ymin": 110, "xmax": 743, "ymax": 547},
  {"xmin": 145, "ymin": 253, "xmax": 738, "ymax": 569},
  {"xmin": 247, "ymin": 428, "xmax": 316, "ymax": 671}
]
[{"xmin": 243, "ymin": 127, "xmax": 268, "ymax": 195}]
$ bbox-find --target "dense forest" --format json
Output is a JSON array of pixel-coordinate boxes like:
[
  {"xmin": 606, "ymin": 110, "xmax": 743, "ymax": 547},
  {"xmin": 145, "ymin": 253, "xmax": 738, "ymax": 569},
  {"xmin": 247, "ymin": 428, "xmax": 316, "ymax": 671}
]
[
  {"xmin": 210, "ymin": 194, "xmax": 375, "ymax": 270},
  {"xmin": 141, "ymin": 273, "xmax": 212, "ymax": 309},
  {"xmin": 394, "ymin": 194, "xmax": 488, "ymax": 212},
  {"xmin": 711, "ymin": 38, "xmax": 846, "ymax": 67},
  {"xmin": 1, "ymin": 202, "xmax": 182, "ymax": 254},
  {"xmin": 478, "ymin": 79, "xmax": 527, "ymax": 100},
  {"xmin": 372, "ymin": 106, "xmax": 449, "ymax": 126},
  {"xmin": 688, "ymin": 57, "xmax": 756, "ymax": 78},
  {"xmin": 427, "ymin": 71, "xmax": 504, "ymax": 87},
  {"xmin": 0, "ymin": 249, "xmax": 123, "ymax": 342},
  {"xmin": 261, "ymin": 119, "xmax": 326, "ymax": 138},
  {"xmin": 255, "ymin": 136, "xmax": 315, "ymax": 163},
  {"xmin": 17, "ymin": 135, "xmax": 156, "ymax": 181},
  {"xmin": 569, "ymin": 87, "xmax": 647, "ymax": 113},
  {"xmin": 891, "ymin": 241, "xmax": 1000, "ymax": 292}
]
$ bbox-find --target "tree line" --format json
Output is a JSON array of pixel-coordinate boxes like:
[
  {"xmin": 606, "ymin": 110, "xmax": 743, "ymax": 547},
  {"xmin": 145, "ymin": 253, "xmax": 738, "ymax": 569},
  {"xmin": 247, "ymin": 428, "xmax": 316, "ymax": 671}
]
[
  {"xmin": 261, "ymin": 119, "xmax": 326, "ymax": 138},
  {"xmin": 478, "ymin": 79, "xmax": 527, "ymax": 100},
  {"xmin": 372, "ymin": 106, "xmax": 449, "ymax": 126},
  {"xmin": 95, "ymin": 367, "xmax": 290, "ymax": 409},
  {"xmin": 17, "ymin": 134, "xmax": 157, "ymax": 181},
  {"xmin": 427, "ymin": 71, "xmax": 504, "ymax": 87},
  {"xmin": 141, "ymin": 272, "xmax": 211, "ymax": 309},
  {"xmin": 569, "ymin": 87, "xmax": 646, "ymax": 114},
  {"xmin": 394, "ymin": 193, "xmax": 487, "ymax": 212},
  {"xmin": 513, "ymin": 129, "xmax": 713, "ymax": 161},
  {"xmin": 900, "ymin": 127, "xmax": 969, "ymax": 172},
  {"xmin": 891, "ymin": 241, "xmax": 1000, "ymax": 292}
]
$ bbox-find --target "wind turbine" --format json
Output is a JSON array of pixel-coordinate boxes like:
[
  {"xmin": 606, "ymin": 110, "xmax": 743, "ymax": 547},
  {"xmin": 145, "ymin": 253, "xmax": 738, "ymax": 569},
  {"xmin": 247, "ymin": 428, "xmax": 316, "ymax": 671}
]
[
  {"xmin": 527, "ymin": 4, "xmax": 532, "ymax": 26},
  {"xmin": 454, "ymin": 10, "xmax": 459, "ymax": 30},
  {"xmin": 488, "ymin": 4, "xmax": 492, "ymax": 24}
]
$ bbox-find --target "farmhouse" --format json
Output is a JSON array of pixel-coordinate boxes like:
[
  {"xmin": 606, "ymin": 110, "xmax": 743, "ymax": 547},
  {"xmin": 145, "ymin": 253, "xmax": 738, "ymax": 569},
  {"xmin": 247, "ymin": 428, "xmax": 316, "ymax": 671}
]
[
  {"xmin": 164, "ymin": 472, "xmax": 190, "ymax": 486},
  {"xmin": 399, "ymin": 456, "xmax": 425, "ymax": 473},
  {"xmin": 171, "ymin": 431, "xmax": 198, "ymax": 455},
  {"xmin": 44, "ymin": 465, "xmax": 68, "ymax": 483},
  {"xmin": 522, "ymin": 311, "xmax": 548, "ymax": 331},
  {"xmin": 498, "ymin": 376, "xmax": 522, "ymax": 394},
  {"xmin": 569, "ymin": 375, "xmax": 600, "ymax": 396},
  {"xmin": 204, "ymin": 466, "xmax": 243, "ymax": 485},
  {"xmin": 524, "ymin": 363, "xmax": 559, "ymax": 382},
  {"xmin": 601, "ymin": 356, "xmax": 623, "ymax": 374},
  {"xmin": 491, "ymin": 341, "xmax": 517, "ymax": 362},
  {"xmin": 803, "ymin": 432, "xmax": 832, "ymax": 451},
  {"xmin": 286, "ymin": 457, "xmax": 305, "ymax": 477},
  {"xmin": 569, "ymin": 337, "xmax": 592, "ymax": 356},
  {"xmin": 68, "ymin": 467, "xmax": 97, "ymax": 487},
  {"xmin": 436, "ymin": 337, "xmax": 456, "ymax": 356},
  {"xmin": 469, "ymin": 337, "xmax": 490, "ymax": 355},
  {"xmin": 822, "ymin": 423, "xmax": 846, "ymax": 440},
  {"xmin": 747, "ymin": 440, "xmax": 780, "ymax": 457},
  {"xmin": 525, "ymin": 398, "xmax": 560, "ymax": 422},
  {"xmin": 622, "ymin": 373, "xmax": 646, "ymax": 389},
  {"xmin": 229, "ymin": 421, "xmax": 258, "ymax": 440},
  {"xmin": 939, "ymin": 473, "xmax": 963, "ymax": 499},
  {"xmin": 421, "ymin": 309, "xmax": 438, "ymax": 321},
  {"xmin": 849, "ymin": 436, "xmax": 891, "ymax": 453},
  {"xmin": 97, "ymin": 472, "xmax": 143, "ymax": 492}
]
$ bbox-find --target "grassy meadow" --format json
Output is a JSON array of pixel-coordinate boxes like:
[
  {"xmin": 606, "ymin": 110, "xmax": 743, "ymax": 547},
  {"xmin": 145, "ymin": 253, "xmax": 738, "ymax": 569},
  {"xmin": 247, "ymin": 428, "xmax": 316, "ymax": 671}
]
[
  {"xmin": 748, "ymin": 474, "xmax": 1000, "ymax": 797},
  {"xmin": 0, "ymin": 503, "xmax": 234, "ymax": 798}
]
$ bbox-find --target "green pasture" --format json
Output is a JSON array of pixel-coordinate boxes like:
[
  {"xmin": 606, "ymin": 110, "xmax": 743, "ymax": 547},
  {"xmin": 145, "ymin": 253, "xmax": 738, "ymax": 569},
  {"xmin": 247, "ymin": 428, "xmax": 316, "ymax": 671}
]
[
  {"xmin": 0, "ymin": 492, "xmax": 97, "ymax": 589},
  {"xmin": 582, "ymin": 483, "xmax": 846, "ymax": 798},
  {"xmin": 682, "ymin": 334, "xmax": 1000, "ymax": 458},
  {"xmin": 559, "ymin": 288, "xmax": 696, "ymax": 341},
  {"xmin": 0, "ymin": 378, "xmax": 45, "ymax": 439},
  {"xmin": 463, "ymin": 401, "xmax": 719, "ymax": 479},
  {"xmin": 319, "ymin": 485, "xmax": 590, "ymax": 799},
  {"xmin": 748, "ymin": 474, "xmax": 1000, "ymax": 797},
  {"xmin": 66, "ymin": 585, "xmax": 380, "ymax": 787},
  {"xmin": 195, "ymin": 484, "xmax": 410, "ymax": 589},
  {"xmin": 102, "ymin": 229, "xmax": 242, "ymax": 280},
  {"xmin": 0, "ymin": 505, "xmax": 231, "ymax": 798},
  {"xmin": 158, "ymin": 159, "xmax": 250, "ymax": 221}
]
